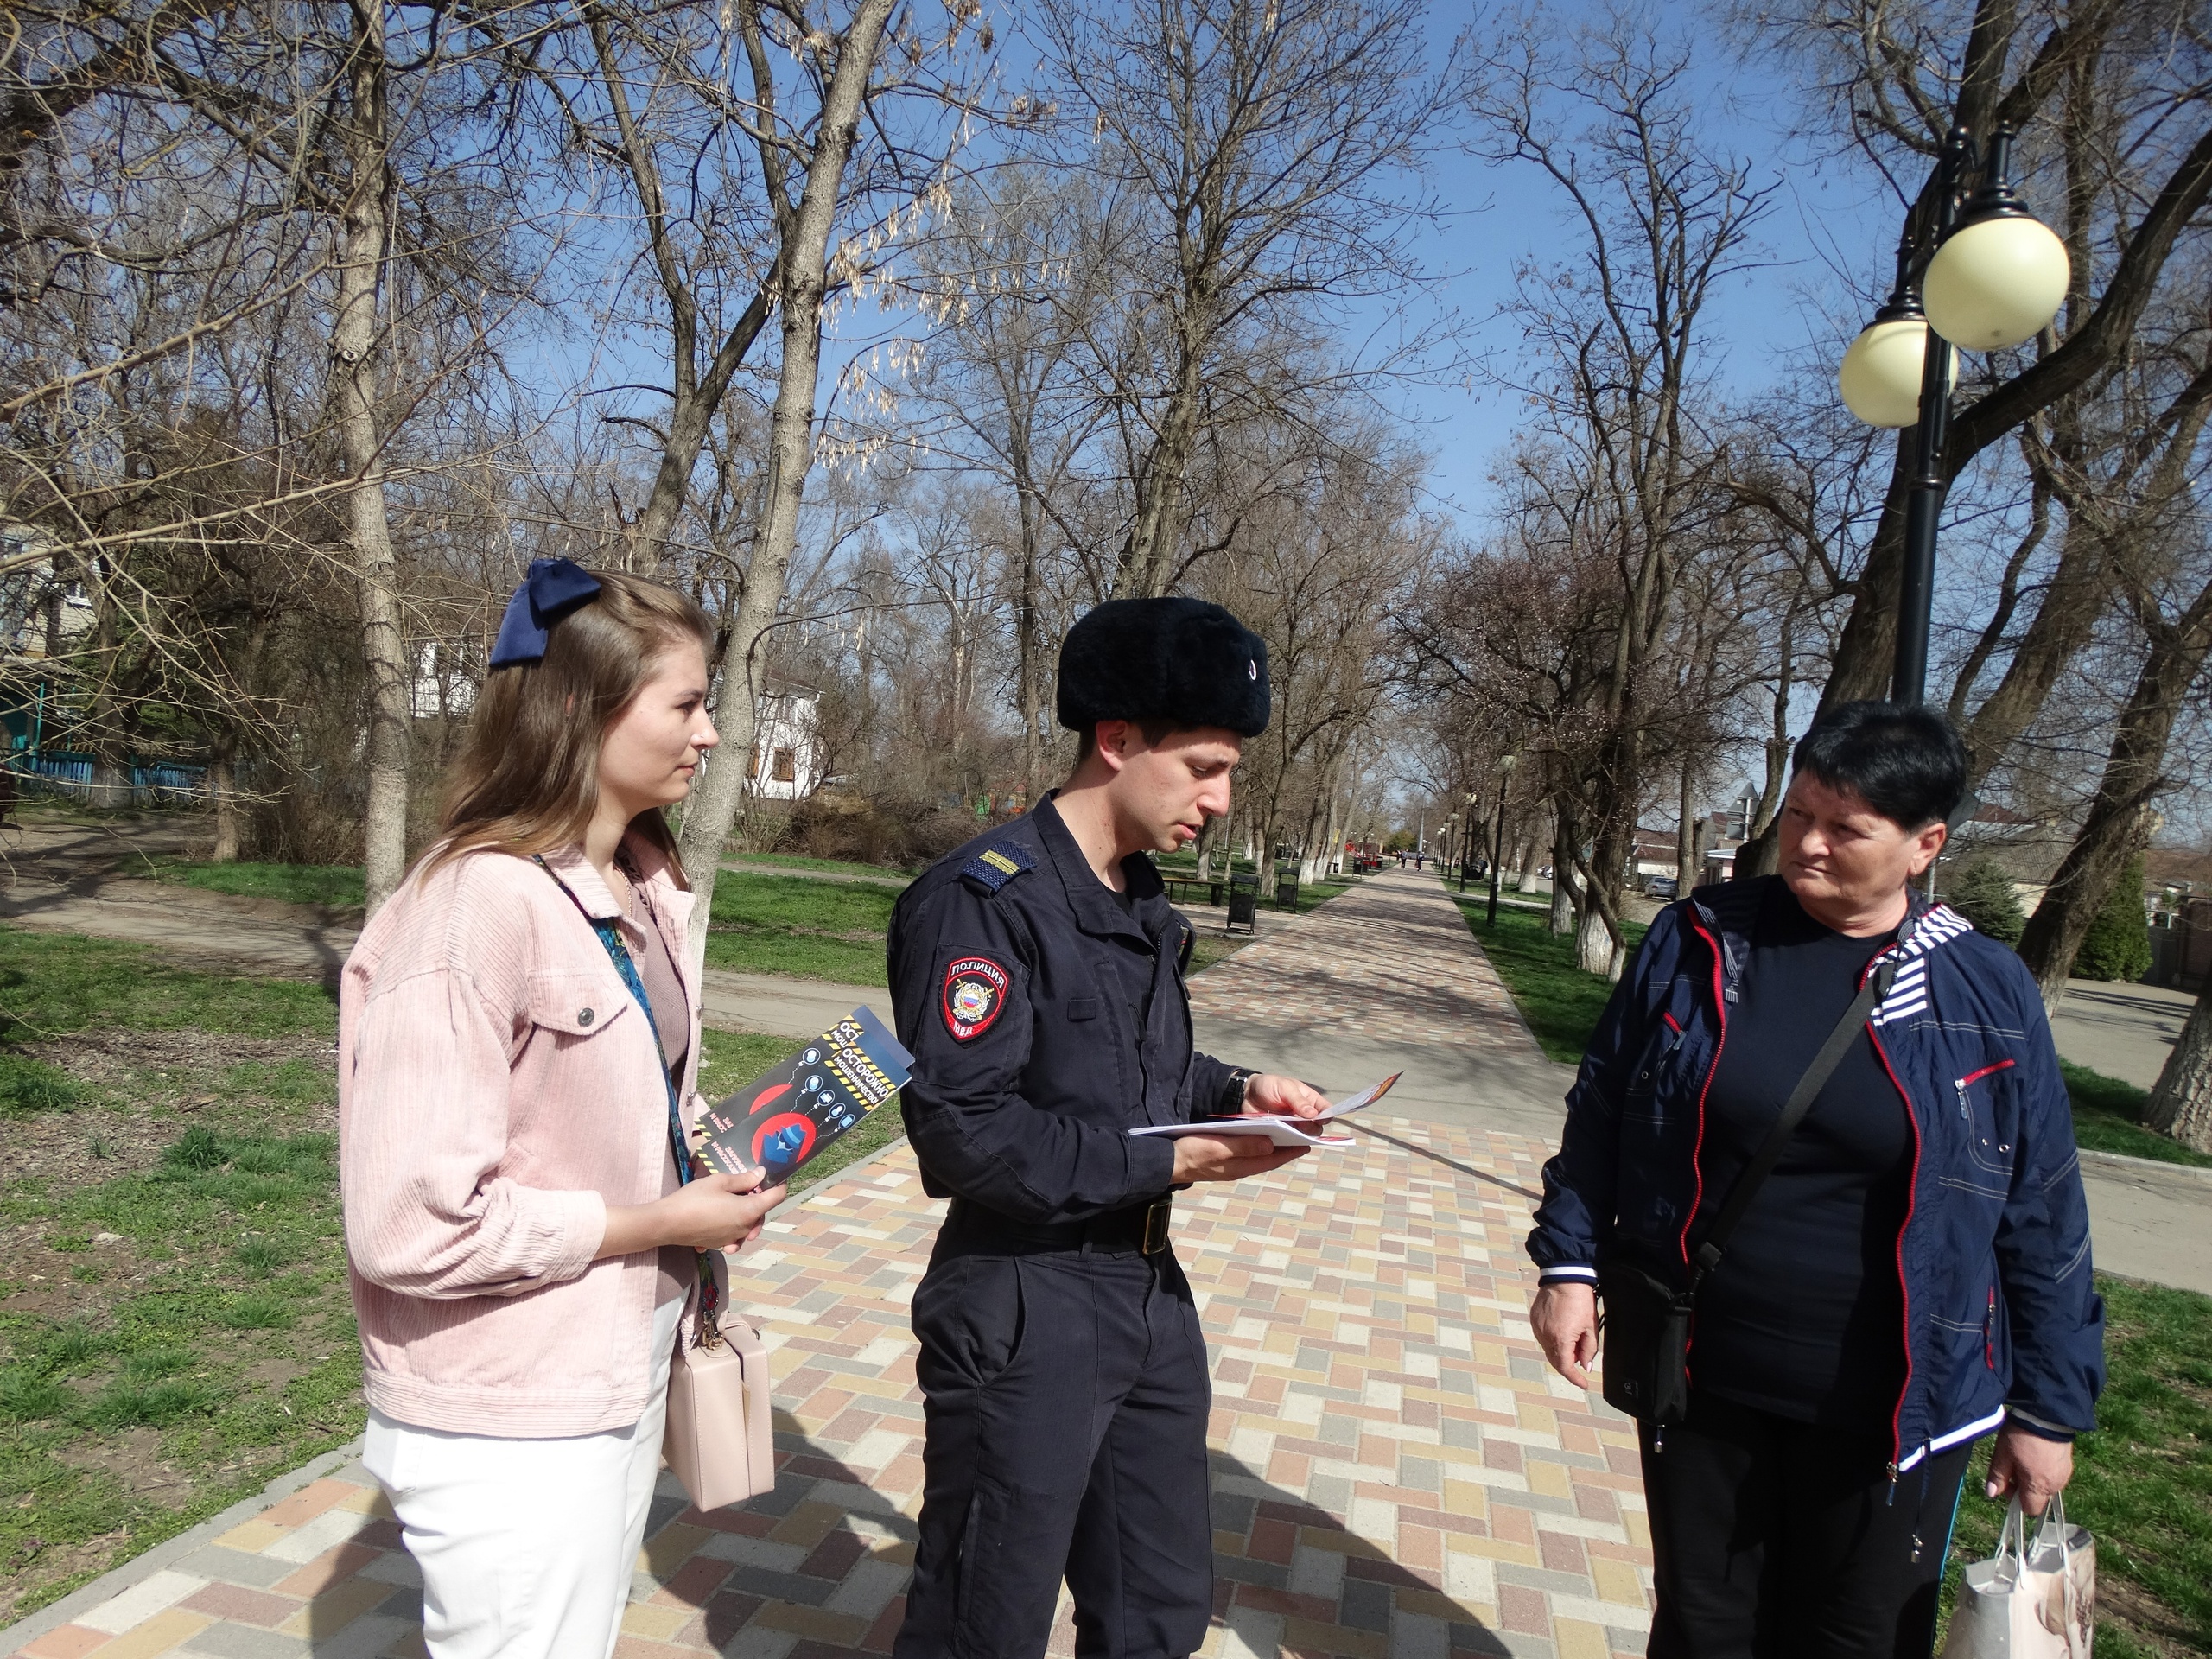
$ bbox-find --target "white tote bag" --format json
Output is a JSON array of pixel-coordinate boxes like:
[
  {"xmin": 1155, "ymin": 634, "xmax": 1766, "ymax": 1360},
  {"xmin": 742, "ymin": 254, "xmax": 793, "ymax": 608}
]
[{"xmin": 1942, "ymin": 1495, "xmax": 2096, "ymax": 1659}]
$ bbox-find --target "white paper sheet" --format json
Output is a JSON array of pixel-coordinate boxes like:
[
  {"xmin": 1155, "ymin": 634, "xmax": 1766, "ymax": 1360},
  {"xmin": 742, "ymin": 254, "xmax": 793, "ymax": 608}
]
[{"xmin": 1126, "ymin": 1071, "xmax": 1402, "ymax": 1149}]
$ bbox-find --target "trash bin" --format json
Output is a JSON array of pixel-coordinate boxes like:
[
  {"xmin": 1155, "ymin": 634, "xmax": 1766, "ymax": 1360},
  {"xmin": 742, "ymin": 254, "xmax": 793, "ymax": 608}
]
[
  {"xmin": 1226, "ymin": 873, "xmax": 1260, "ymax": 934},
  {"xmin": 1208, "ymin": 880, "xmax": 1224, "ymax": 907},
  {"xmin": 1275, "ymin": 878, "xmax": 1299, "ymax": 909}
]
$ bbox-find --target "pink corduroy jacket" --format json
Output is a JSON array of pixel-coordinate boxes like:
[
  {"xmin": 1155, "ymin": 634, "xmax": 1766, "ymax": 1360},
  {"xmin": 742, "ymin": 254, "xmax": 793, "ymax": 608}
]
[{"xmin": 339, "ymin": 837, "xmax": 702, "ymax": 1437}]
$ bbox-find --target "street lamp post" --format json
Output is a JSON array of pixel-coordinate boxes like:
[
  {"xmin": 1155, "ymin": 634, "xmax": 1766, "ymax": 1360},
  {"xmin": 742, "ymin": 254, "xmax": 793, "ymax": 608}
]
[
  {"xmin": 1486, "ymin": 755, "xmax": 1517, "ymax": 926},
  {"xmin": 1837, "ymin": 124, "xmax": 2069, "ymax": 706}
]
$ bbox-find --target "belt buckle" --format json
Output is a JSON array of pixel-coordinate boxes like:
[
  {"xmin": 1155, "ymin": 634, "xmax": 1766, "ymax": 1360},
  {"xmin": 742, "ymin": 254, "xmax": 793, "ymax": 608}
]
[{"xmin": 1141, "ymin": 1196, "xmax": 1172, "ymax": 1255}]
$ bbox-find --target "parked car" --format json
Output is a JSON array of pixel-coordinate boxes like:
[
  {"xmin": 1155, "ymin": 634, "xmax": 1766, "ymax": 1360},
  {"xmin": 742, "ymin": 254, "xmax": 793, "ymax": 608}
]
[{"xmin": 1646, "ymin": 875, "xmax": 1679, "ymax": 899}]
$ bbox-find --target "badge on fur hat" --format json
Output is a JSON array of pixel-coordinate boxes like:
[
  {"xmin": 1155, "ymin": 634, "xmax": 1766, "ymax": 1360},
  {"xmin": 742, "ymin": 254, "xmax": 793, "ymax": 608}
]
[{"xmin": 942, "ymin": 956, "xmax": 1010, "ymax": 1041}]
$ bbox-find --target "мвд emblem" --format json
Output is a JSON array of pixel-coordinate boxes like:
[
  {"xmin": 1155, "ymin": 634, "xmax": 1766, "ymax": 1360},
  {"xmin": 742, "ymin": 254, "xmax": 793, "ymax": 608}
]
[{"xmin": 941, "ymin": 956, "xmax": 1009, "ymax": 1042}]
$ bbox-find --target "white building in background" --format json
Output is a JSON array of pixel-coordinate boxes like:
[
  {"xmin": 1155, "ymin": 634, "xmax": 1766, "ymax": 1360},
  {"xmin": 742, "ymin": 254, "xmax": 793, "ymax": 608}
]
[
  {"xmin": 744, "ymin": 679, "xmax": 823, "ymax": 801},
  {"xmin": 411, "ymin": 641, "xmax": 480, "ymax": 720},
  {"xmin": 0, "ymin": 521, "xmax": 93, "ymax": 664}
]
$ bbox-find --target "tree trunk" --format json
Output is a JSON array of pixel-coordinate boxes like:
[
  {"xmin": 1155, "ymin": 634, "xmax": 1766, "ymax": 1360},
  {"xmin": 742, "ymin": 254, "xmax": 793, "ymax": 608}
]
[
  {"xmin": 2017, "ymin": 583, "xmax": 2212, "ymax": 1010},
  {"xmin": 1116, "ymin": 323, "xmax": 1205, "ymax": 599},
  {"xmin": 208, "ymin": 727, "xmax": 242, "ymax": 862},
  {"xmin": 1549, "ymin": 817, "xmax": 1577, "ymax": 935},
  {"xmin": 1675, "ymin": 763, "xmax": 1702, "ymax": 893},
  {"xmin": 1958, "ymin": 524, "xmax": 2115, "ymax": 784},
  {"xmin": 1011, "ymin": 417, "xmax": 1046, "ymax": 803},
  {"xmin": 676, "ymin": 0, "xmax": 898, "ymax": 976},
  {"xmin": 1577, "ymin": 906, "xmax": 1614, "ymax": 978},
  {"xmin": 86, "ymin": 753, "xmax": 130, "ymax": 812},
  {"xmin": 334, "ymin": 0, "xmax": 410, "ymax": 915},
  {"xmin": 2145, "ymin": 981, "xmax": 2212, "ymax": 1152},
  {"xmin": 583, "ymin": 2, "xmax": 777, "ymax": 564}
]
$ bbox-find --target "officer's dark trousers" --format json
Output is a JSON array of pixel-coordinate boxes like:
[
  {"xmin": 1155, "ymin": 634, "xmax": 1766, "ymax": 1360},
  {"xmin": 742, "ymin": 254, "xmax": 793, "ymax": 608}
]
[
  {"xmin": 892, "ymin": 1230, "xmax": 1211, "ymax": 1659},
  {"xmin": 1639, "ymin": 1393, "xmax": 1972, "ymax": 1659}
]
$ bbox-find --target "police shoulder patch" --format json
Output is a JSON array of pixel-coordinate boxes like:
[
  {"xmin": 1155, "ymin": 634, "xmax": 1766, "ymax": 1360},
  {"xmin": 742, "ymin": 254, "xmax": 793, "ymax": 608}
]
[
  {"xmin": 960, "ymin": 841, "xmax": 1034, "ymax": 894},
  {"xmin": 942, "ymin": 955, "xmax": 1011, "ymax": 1042}
]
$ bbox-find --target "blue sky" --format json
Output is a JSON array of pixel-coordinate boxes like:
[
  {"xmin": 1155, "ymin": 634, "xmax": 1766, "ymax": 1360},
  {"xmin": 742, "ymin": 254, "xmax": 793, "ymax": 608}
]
[
  {"xmin": 1362, "ymin": 4, "xmax": 1911, "ymax": 529},
  {"xmin": 572, "ymin": 1, "xmax": 1921, "ymax": 547}
]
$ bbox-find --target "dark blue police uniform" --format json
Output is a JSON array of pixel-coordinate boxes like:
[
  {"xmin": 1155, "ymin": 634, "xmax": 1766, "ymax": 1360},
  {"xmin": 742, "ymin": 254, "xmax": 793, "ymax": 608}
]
[{"xmin": 887, "ymin": 792, "xmax": 1245, "ymax": 1659}]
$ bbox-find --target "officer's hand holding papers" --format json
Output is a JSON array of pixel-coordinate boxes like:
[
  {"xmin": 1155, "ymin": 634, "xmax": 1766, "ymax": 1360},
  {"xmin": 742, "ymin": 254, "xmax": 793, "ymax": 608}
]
[{"xmin": 1129, "ymin": 1071, "xmax": 1404, "ymax": 1151}]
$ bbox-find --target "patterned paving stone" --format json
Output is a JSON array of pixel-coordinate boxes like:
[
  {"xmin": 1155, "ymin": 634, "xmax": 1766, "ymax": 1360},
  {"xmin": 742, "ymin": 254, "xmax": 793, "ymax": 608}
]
[
  {"xmin": 1186, "ymin": 872, "xmax": 1535, "ymax": 1052},
  {"xmin": 8, "ymin": 1134, "xmax": 1647, "ymax": 1659},
  {"xmin": 10, "ymin": 874, "xmax": 1650, "ymax": 1659}
]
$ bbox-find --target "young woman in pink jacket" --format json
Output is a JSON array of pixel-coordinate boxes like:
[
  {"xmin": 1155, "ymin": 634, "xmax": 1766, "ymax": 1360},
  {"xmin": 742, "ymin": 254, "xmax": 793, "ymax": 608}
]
[{"xmin": 339, "ymin": 563, "xmax": 786, "ymax": 1659}]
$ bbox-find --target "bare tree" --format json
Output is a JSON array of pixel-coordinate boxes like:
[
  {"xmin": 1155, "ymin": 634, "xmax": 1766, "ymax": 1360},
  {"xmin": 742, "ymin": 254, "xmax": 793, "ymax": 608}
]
[
  {"xmin": 672, "ymin": 0, "xmax": 931, "ymax": 960},
  {"xmin": 1463, "ymin": 10, "xmax": 1773, "ymax": 973},
  {"xmin": 1745, "ymin": 0, "xmax": 2212, "ymax": 712},
  {"xmin": 893, "ymin": 167, "xmax": 1110, "ymax": 798},
  {"xmin": 331, "ymin": 0, "xmax": 413, "ymax": 912},
  {"xmin": 1035, "ymin": 0, "xmax": 1455, "ymax": 600}
]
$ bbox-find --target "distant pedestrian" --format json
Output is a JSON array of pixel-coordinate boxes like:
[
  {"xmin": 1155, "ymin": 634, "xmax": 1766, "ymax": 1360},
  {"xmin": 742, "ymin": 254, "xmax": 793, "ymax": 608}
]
[
  {"xmin": 1528, "ymin": 702, "xmax": 2101, "ymax": 1658},
  {"xmin": 340, "ymin": 562, "xmax": 786, "ymax": 1659}
]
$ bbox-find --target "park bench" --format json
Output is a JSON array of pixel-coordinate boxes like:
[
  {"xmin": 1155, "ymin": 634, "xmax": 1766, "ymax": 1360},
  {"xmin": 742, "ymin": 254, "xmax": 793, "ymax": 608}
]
[{"xmin": 1161, "ymin": 875, "xmax": 1226, "ymax": 908}]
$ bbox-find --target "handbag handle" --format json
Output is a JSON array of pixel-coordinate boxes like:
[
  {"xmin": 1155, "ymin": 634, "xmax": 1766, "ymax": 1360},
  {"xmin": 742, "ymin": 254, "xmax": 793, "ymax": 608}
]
[
  {"xmin": 1688, "ymin": 916, "xmax": 1910, "ymax": 1288},
  {"xmin": 2030, "ymin": 1492, "xmax": 2075, "ymax": 1561}
]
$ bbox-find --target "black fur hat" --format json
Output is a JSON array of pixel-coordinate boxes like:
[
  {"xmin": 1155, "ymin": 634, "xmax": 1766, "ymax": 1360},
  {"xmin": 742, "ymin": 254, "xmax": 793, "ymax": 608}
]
[{"xmin": 1056, "ymin": 598, "xmax": 1271, "ymax": 738}]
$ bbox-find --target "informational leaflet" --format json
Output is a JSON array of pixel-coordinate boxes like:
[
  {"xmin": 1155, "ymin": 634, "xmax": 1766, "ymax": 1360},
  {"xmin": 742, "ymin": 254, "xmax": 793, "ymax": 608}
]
[
  {"xmin": 693, "ymin": 1007, "xmax": 914, "ymax": 1184},
  {"xmin": 1127, "ymin": 1071, "xmax": 1402, "ymax": 1150}
]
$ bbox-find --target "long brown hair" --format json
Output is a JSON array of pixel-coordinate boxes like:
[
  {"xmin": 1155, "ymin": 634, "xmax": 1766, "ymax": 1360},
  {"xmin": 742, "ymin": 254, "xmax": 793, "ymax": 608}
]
[{"xmin": 424, "ymin": 569, "xmax": 715, "ymax": 880}]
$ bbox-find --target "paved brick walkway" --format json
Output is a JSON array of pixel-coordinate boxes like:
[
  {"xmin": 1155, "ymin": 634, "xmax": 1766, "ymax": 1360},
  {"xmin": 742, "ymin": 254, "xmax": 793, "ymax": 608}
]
[
  {"xmin": 1187, "ymin": 872, "xmax": 1533, "ymax": 1052},
  {"xmin": 10, "ymin": 874, "xmax": 1650, "ymax": 1659}
]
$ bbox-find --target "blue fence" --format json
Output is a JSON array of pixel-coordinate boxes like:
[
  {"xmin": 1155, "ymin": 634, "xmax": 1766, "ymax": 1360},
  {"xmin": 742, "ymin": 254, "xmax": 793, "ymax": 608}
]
[{"xmin": 4, "ymin": 751, "xmax": 209, "ymax": 805}]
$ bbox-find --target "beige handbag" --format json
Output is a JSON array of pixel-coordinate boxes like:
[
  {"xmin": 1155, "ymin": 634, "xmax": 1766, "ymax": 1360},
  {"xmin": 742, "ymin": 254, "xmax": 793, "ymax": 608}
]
[
  {"xmin": 1942, "ymin": 1495, "xmax": 2096, "ymax": 1658},
  {"xmin": 662, "ymin": 1251, "xmax": 777, "ymax": 1510}
]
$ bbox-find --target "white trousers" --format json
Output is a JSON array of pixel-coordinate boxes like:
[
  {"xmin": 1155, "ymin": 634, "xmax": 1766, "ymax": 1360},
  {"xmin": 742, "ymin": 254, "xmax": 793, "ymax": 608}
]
[{"xmin": 365, "ymin": 1294, "xmax": 685, "ymax": 1659}]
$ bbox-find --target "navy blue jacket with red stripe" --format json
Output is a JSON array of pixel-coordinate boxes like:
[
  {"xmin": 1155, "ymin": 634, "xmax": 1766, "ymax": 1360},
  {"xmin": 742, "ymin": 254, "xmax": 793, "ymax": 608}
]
[{"xmin": 1527, "ymin": 876, "xmax": 2105, "ymax": 1471}]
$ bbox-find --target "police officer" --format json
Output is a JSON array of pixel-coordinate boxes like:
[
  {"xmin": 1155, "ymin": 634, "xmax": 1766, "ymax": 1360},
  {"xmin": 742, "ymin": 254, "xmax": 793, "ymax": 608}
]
[{"xmin": 888, "ymin": 598, "xmax": 1329, "ymax": 1659}]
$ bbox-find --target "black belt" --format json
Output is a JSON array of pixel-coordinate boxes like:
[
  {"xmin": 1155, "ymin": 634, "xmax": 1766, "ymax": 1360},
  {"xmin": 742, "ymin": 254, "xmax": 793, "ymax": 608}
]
[{"xmin": 945, "ymin": 1195, "xmax": 1173, "ymax": 1255}]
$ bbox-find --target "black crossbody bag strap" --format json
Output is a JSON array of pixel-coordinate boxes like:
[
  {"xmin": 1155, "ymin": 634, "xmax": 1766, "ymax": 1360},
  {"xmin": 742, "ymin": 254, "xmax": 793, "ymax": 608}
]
[{"xmin": 1686, "ymin": 930, "xmax": 1908, "ymax": 1288}]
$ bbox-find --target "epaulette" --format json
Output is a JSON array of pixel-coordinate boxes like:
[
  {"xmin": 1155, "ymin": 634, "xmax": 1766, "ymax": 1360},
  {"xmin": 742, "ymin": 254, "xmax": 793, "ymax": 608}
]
[{"xmin": 960, "ymin": 842, "xmax": 1034, "ymax": 894}]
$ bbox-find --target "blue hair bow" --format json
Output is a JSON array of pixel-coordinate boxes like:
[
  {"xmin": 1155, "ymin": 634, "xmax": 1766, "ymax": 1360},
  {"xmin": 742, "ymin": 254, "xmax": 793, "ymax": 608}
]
[{"xmin": 490, "ymin": 558, "xmax": 601, "ymax": 667}]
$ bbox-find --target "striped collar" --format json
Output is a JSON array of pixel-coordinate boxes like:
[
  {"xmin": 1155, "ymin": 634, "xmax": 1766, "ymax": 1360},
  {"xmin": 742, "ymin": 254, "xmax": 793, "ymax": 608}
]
[{"xmin": 1869, "ymin": 902, "xmax": 1974, "ymax": 1027}]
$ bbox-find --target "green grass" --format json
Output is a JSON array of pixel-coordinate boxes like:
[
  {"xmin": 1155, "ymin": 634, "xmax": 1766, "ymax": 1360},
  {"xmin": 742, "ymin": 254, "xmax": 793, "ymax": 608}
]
[
  {"xmin": 2, "ymin": 1111, "xmax": 362, "ymax": 1620},
  {"xmin": 0, "ymin": 925, "xmax": 338, "ymax": 1058},
  {"xmin": 1452, "ymin": 899, "xmax": 1647, "ymax": 1064},
  {"xmin": 702, "ymin": 856, "xmax": 1357, "ymax": 988},
  {"xmin": 1453, "ymin": 904, "xmax": 2212, "ymax": 1167},
  {"xmin": 723, "ymin": 853, "xmax": 913, "ymax": 883},
  {"xmin": 1938, "ymin": 1275, "xmax": 2212, "ymax": 1654},
  {"xmin": 149, "ymin": 859, "xmax": 365, "ymax": 909},
  {"xmin": 705, "ymin": 872, "xmax": 898, "ymax": 987},
  {"xmin": 695, "ymin": 1029, "xmax": 908, "ymax": 1195},
  {"xmin": 2062, "ymin": 1060, "xmax": 2212, "ymax": 1168}
]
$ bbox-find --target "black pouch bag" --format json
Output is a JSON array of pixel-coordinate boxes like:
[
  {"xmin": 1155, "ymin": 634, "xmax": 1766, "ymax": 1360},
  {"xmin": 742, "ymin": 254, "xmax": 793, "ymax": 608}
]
[
  {"xmin": 1595, "ymin": 946, "xmax": 1900, "ymax": 1426},
  {"xmin": 1596, "ymin": 1249, "xmax": 1694, "ymax": 1423}
]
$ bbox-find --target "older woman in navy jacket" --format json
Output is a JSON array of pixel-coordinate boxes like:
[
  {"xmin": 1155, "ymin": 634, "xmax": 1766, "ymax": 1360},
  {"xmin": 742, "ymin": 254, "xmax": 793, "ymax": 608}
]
[{"xmin": 1528, "ymin": 702, "xmax": 2102, "ymax": 1659}]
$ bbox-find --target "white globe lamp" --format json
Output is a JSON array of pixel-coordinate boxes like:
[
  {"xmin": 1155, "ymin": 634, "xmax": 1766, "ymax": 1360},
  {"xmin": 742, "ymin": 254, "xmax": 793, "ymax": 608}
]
[
  {"xmin": 1923, "ymin": 214, "xmax": 2069, "ymax": 351},
  {"xmin": 1922, "ymin": 126, "xmax": 2069, "ymax": 352},
  {"xmin": 1839, "ymin": 317, "xmax": 1934, "ymax": 428}
]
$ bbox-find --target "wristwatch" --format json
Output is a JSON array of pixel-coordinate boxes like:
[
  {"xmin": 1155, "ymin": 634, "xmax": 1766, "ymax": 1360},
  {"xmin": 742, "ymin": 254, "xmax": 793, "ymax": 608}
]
[{"xmin": 1223, "ymin": 1069, "xmax": 1256, "ymax": 1115}]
